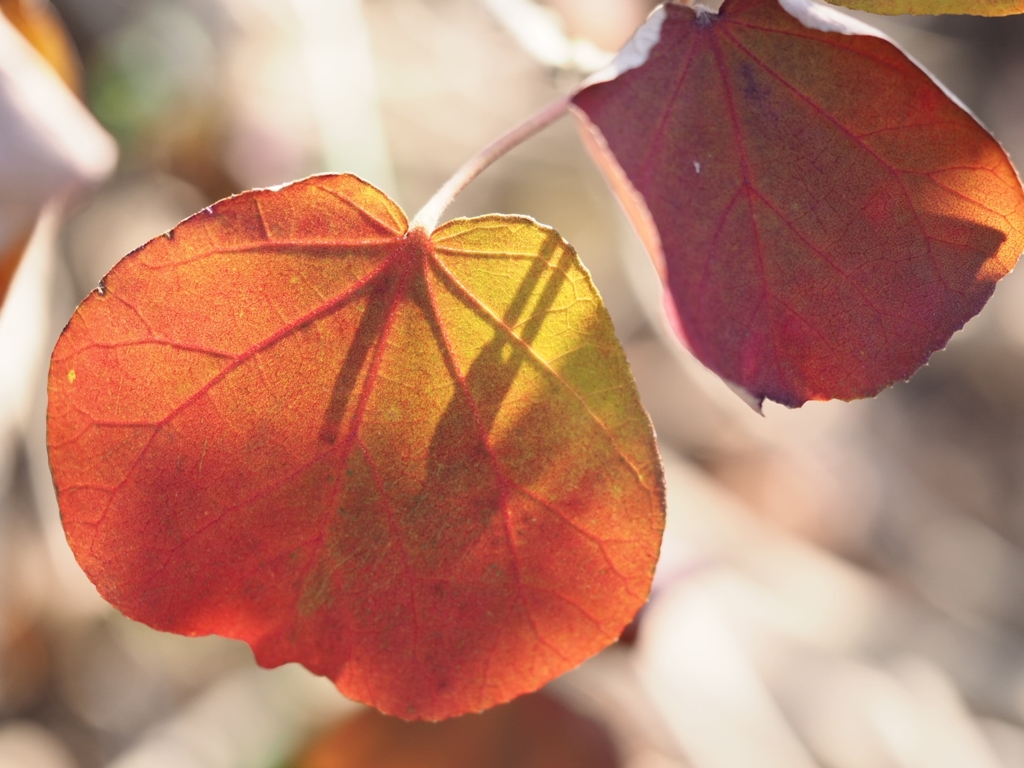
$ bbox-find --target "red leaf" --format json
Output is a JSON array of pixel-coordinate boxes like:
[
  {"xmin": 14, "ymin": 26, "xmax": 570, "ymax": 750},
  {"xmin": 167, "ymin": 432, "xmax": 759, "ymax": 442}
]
[
  {"xmin": 573, "ymin": 0, "xmax": 1024, "ymax": 406},
  {"xmin": 296, "ymin": 692, "xmax": 620, "ymax": 768},
  {"xmin": 47, "ymin": 174, "xmax": 664, "ymax": 720}
]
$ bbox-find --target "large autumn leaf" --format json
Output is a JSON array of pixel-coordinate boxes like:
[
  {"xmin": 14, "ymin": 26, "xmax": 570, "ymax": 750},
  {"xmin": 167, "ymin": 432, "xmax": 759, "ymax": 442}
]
[
  {"xmin": 573, "ymin": 0, "xmax": 1024, "ymax": 406},
  {"xmin": 47, "ymin": 174, "xmax": 664, "ymax": 720},
  {"xmin": 827, "ymin": 0, "xmax": 1024, "ymax": 15}
]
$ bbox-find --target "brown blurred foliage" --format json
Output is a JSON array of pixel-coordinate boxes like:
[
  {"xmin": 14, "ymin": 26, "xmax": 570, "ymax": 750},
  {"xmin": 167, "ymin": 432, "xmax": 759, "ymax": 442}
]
[
  {"xmin": 0, "ymin": 0, "xmax": 81, "ymax": 92},
  {"xmin": 296, "ymin": 694, "xmax": 620, "ymax": 768},
  {"xmin": 0, "ymin": 0, "xmax": 81, "ymax": 306}
]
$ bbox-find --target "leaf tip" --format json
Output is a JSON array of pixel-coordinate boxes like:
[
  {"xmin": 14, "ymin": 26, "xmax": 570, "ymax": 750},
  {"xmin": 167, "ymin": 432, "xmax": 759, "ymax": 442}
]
[
  {"xmin": 726, "ymin": 380, "xmax": 766, "ymax": 414},
  {"xmin": 693, "ymin": 3, "xmax": 719, "ymax": 26}
]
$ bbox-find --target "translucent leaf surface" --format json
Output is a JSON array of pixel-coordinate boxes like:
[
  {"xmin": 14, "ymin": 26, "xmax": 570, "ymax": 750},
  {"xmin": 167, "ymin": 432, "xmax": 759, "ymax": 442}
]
[
  {"xmin": 573, "ymin": 0, "xmax": 1024, "ymax": 406},
  {"xmin": 47, "ymin": 174, "xmax": 664, "ymax": 720}
]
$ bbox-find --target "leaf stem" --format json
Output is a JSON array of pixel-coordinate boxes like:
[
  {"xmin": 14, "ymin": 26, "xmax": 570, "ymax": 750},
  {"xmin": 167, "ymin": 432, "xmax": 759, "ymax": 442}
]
[{"xmin": 410, "ymin": 95, "xmax": 572, "ymax": 232}]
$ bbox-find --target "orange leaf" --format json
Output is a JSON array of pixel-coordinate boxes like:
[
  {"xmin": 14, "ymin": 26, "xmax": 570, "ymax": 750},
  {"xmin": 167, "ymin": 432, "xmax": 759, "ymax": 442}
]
[
  {"xmin": 826, "ymin": 0, "xmax": 1024, "ymax": 15},
  {"xmin": 573, "ymin": 0, "xmax": 1024, "ymax": 406},
  {"xmin": 47, "ymin": 174, "xmax": 664, "ymax": 720},
  {"xmin": 297, "ymin": 692, "xmax": 620, "ymax": 768}
]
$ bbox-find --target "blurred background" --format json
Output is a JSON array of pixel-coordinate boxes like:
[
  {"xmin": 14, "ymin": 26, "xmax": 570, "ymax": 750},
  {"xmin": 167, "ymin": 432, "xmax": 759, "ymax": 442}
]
[{"xmin": 2, "ymin": 0, "xmax": 1024, "ymax": 765}]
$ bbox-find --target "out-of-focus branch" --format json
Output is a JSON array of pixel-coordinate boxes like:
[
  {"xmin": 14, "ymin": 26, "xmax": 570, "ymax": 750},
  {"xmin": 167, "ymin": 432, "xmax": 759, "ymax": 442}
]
[{"xmin": 480, "ymin": 0, "xmax": 615, "ymax": 72}]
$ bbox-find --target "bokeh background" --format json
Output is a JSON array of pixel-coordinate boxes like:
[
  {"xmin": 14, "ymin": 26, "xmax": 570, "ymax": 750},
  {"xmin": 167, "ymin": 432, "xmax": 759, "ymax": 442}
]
[{"xmin": 2, "ymin": 0, "xmax": 1024, "ymax": 766}]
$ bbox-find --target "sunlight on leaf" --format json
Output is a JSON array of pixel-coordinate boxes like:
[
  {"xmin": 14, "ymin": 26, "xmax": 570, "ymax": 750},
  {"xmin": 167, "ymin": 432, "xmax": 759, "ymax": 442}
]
[
  {"xmin": 826, "ymin": 0, "xmax": 1024, "ymax": 15},
  {"xmin": 47, "ymin": 174, "xmax": 664, "ymax": 721},
  {"xmin": 573, "ymin": 0, "xmax": 1024, "ymax": 407}
]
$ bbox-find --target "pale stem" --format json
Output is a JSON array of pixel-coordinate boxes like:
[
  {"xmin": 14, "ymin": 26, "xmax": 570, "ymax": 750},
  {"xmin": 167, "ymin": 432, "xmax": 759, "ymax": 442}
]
[{"xmin": 410, "ymin": 95, "xmax": 572, "ymax": 232}]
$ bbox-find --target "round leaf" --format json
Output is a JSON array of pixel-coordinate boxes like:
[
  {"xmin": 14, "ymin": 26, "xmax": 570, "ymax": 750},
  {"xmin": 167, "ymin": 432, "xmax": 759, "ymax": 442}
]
[
  {"xmin": 573, "ymin": 0, "xmax": 1024, "ymax": 406},
  {"xmin": 47, "ymin": 174, "xmax": 664, "ymax": 720}
]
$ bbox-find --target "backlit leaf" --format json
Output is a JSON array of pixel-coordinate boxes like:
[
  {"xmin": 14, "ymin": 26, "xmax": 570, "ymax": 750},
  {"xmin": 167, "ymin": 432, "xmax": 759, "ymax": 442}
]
[
  {"xmin": 826, "ymin": 0, "xmax": 1024, "ymax": 15},
  {"xmin": 573, "ymin": 0, "xmax": 1024, "ymax": 406},
  {"xmin": 47, "ymin": 174, "xmax": 664, "ymax": 720},
  {"xmin": 296, "ymin": 692, "xmax": 620, "ymax": 768}
]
